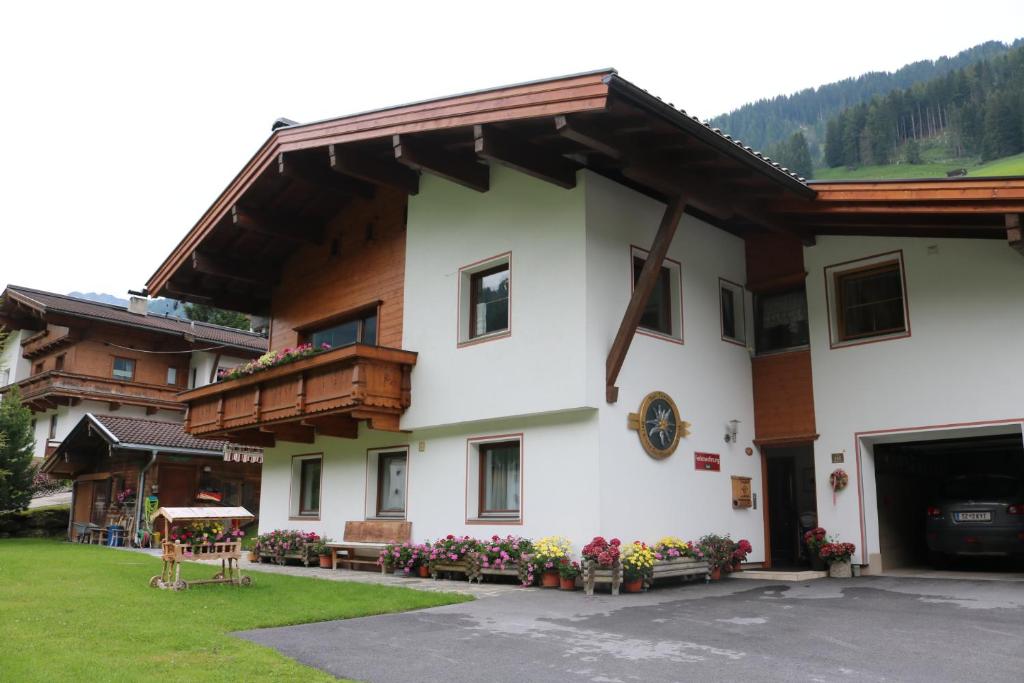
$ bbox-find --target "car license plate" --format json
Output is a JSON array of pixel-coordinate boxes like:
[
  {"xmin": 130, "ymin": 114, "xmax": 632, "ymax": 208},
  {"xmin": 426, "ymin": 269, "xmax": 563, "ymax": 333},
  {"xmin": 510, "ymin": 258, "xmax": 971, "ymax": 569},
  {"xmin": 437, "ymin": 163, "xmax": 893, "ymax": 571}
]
[{"xmin": 954, "ymin": 511, "xmax": 991, "ymax": 522}]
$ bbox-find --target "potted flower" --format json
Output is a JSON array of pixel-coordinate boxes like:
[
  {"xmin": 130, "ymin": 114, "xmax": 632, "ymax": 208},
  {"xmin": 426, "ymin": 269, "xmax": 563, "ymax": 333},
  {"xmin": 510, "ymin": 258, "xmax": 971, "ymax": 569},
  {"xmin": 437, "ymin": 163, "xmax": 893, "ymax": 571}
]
[
  {"xmin": 581, "ymin": 536, "xmax": 622, "ymax": 595},
  {"xmin": 648, "ymin": 536, "xmax": 709, "ymax": 586},
  {"xmin": 820, "ymin": 540, "xmax": 857, "ymax": 578},
  {"xmin": 312, "ymin": 538, "xmax": 333, "ymax": 569},
  {"xmin": 246, "ymin": 537, "xmax": 260, "ymax": 563},
  {"xmin": 698, "ymin": 534, "xmax": 736, "ymax": 580},
  {"xmin": 620, "ymin": 541, "xmax": 655, "ymax": 593},
  {"xmin": 803, "ymin": 527, "xmax": 828, "ymax": 571},
  {"xmin": 557, "ymin": 558, "xmax": 581, "ymax": 591},
  {"xmin": 731, "ymin": 539, "xmax": 753, "ymax": 571},
  {"xmin": 427, "ymin": 535, "xmax": 481, "ymax": 578},
  {"xmin": 532, "ymin": 536, "xmax": 573, "ymax": 588},
  {"xmin": 469, "ymin": 535, "xmax": 534, "ymax": 585}
]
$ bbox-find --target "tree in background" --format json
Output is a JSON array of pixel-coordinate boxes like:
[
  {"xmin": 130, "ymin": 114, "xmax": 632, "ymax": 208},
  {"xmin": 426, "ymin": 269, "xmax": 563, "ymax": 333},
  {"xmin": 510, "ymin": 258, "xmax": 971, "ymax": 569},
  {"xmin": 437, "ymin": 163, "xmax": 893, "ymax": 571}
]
[
  {"xmin": 0, "ymin": 387, "xmax": 36, "ymax": 512},
  {"xmin": 904, "ymin": 138, "xmax": 922, "ymax": 164},
  {"xmin": 767, "ymin": 131, "xmax": 813, "ymax": 179},
  {"xmin": 183, "ymin": 304, "xmax": 251, "ymax": 331}
]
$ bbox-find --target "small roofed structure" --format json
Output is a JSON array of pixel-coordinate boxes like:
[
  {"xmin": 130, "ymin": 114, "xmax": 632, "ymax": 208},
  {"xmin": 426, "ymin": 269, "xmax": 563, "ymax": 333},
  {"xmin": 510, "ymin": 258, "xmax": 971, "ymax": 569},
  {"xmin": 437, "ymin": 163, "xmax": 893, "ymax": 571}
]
[
  {"xmin": 46, "ymin": 414, "xmax": 261, "ymax": 544},
  {"xmin": 149, "ymin": 506, "xmax": 255, "ymax": 591}
]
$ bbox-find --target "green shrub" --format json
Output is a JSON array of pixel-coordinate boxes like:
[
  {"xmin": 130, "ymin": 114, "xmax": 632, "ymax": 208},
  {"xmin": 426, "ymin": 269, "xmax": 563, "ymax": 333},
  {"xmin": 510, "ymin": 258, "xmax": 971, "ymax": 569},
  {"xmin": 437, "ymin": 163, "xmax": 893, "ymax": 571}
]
[{"xmin": 0, "ymin": 504, "xmax": 70, "ymax": 537}]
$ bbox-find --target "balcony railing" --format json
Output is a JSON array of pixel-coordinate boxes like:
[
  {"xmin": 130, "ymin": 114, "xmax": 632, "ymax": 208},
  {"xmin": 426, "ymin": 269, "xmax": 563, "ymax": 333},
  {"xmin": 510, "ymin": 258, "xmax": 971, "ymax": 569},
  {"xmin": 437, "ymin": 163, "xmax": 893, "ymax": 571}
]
[
  {"xmin": 6, "ymin": 371, "xmax": 185, "ymax": 412},
  {"xmin": 180, "ymin": 344, "xmax": 417, "ymax": 445}
]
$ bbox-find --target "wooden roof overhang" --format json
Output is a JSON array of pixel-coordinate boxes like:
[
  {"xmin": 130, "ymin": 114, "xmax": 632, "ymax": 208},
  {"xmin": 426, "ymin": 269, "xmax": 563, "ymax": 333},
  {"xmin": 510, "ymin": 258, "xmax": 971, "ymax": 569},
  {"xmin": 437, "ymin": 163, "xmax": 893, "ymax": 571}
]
[
  {"xmin": 145, "ymin": 70, "xmax": 817, "ymax": 313},
  {"xmin": 788, "ymin": 178, "xmax": 1024, "ymax": 247}
]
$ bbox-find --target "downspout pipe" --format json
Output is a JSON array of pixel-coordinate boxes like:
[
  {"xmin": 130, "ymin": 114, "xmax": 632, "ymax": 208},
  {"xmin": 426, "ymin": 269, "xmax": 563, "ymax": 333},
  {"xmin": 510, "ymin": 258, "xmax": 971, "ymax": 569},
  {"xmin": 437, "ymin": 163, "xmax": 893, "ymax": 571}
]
[{"xmin": 134, "ymin": 450, "xmax": 158, "ymax": 545}]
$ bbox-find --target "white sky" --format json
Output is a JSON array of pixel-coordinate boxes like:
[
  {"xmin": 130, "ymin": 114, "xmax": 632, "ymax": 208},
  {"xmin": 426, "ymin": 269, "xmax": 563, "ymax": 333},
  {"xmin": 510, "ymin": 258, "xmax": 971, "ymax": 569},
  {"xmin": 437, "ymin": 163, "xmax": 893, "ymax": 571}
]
[{"xmin": 1, "ymin": 1, "xmax": 1021, "ymax": 296}]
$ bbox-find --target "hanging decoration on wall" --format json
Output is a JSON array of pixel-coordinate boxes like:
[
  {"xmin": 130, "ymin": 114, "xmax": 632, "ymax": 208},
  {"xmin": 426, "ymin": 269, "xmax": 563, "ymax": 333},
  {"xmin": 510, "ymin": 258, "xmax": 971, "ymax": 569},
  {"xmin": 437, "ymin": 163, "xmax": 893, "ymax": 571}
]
[
  {"xmin": 829, "ymin": 468, "xmax": 849, "ymax": 505},
  {"xmin": 627, "ymin": 391, "xmax": 690, "ymax": 459}
]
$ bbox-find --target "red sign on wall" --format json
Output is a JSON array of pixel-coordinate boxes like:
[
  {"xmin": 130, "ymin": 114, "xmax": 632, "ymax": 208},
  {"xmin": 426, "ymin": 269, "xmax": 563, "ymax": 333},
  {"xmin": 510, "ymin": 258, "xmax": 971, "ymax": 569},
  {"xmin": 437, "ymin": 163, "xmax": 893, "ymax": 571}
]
[{"xmin": 695, "ymin": 452, "xmax": 721, "ymax": 471}]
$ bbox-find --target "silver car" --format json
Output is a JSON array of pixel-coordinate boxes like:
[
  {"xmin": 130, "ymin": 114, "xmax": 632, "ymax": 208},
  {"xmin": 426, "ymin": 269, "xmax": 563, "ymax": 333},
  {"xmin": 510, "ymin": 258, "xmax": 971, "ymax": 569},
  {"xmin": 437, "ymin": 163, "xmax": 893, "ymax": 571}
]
[{"xmin": 926, "ymin": 474, "xmax": 1024, "ymax": 566}]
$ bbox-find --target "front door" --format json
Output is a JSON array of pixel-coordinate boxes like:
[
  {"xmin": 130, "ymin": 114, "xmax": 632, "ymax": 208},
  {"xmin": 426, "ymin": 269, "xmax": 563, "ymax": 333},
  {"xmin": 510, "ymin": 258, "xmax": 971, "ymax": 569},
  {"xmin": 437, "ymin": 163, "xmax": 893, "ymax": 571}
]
[
  {"xmin": 765, "ymin": 445, "xmax": 818, "ymax": 568},
  {"xmin": 158, "ymin": 465, "xmax": 196, "ymax": 507}
]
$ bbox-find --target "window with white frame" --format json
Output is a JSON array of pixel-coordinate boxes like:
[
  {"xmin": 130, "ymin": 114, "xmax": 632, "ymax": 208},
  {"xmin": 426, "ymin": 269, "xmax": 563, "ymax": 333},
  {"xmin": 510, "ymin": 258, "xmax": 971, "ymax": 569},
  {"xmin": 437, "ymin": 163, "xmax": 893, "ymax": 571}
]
[
  {"xmin": 825, "ymin": 252, "xmax": 909, "ymax": 347},
  {"xmin": 630, "ymin": 246, "xmax": 683, "ymax": 342},
  {"xmin": 466, "ymin": 436, "xmax": 522, "ymax": 521},
  {"xmin": 719, "ymin": 279, "xmax": 746, "ymax": 345},
  {"xmin": 290, "ymin": 454, "xmax": 322, "ymax": 518},
  {"xmin": 365, "ymin": 447, "xmax": 408, "ymax": 519},
  {"xmin": 458, "ymin": 253, "xmax": 511, "ymax": 344}
]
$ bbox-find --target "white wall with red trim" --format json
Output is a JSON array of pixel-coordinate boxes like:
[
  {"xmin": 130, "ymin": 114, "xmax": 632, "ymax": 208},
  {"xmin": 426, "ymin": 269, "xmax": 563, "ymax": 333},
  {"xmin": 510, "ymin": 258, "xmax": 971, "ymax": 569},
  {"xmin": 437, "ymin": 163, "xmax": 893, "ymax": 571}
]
[
  {"xmin": 584, "ymin": 172, "xmax": 764, "ymax": 559},
  {"xmin": 804, "ymin": 235, "xmax": 1024, "ymax": 569}
]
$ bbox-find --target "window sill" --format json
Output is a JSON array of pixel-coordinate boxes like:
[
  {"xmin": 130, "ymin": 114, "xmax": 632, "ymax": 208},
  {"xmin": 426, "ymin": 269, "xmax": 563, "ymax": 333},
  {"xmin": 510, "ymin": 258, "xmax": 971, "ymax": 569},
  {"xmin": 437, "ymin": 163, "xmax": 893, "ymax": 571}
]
[
  {"xmin": 753, "ymin": 344, "xmax": 811, "ymax": 358},
  {"xmin": 636, "ymin": 328, "xmax": 683, "ymax": 345},
  {"xmin": 289, "ymin": 515, "xmax": 321, "ymax": 521},
  {"xmin": 830, "ymin": 329, "xmax": 910, "ymax": 350},
  {"xmin": 367, "ymin": 514, "xmax": 406, "ymax": 521},
  {"xmin": 466, "ymin": 516, "xmax": 522, "ymax": 525},
  {"xmin": 458, "ymin": 330, "xmax": 511, "ymax": 348}
]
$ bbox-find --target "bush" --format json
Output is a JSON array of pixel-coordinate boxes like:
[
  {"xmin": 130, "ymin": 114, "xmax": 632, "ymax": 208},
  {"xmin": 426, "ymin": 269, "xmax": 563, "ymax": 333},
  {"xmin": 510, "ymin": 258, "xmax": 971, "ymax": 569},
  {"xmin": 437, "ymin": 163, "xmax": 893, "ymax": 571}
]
[{"xmin": 0, "ymin": 505, "xmax": 70, "ymax": 537}]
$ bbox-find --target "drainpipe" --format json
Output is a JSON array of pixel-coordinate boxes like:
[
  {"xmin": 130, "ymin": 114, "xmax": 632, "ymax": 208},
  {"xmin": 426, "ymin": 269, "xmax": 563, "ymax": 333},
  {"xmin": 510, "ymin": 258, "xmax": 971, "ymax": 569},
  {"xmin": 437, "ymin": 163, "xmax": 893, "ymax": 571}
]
[
  {"xmin": 134, "ymin": 450, "xmax": 158, "ymax": 545},
  {"xmin": 67, "ymin": 481, "xmax": 76, "ymax": 542}
]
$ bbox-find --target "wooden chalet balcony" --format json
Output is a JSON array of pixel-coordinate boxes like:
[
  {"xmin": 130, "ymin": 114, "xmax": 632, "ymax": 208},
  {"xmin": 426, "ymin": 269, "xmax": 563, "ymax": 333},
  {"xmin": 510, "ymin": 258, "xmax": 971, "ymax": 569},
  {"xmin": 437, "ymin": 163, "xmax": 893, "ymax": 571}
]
[
  {"xmin": 21, "ymin": 327, "xmax": 77, "ymax": 359},
  {"xmin": 10, "ymin": 371, "xmax": 185, "ymax": 413},
  {"xmin": 181, "ymin": 344, "xmax": 416, "ymax": 446}
]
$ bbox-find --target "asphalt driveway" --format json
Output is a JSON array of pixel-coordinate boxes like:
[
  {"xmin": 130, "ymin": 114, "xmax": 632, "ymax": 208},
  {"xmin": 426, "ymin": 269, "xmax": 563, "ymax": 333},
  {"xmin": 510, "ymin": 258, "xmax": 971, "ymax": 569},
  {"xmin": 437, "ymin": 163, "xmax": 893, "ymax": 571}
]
[{"xmin": 237, "ymin": 576, "xmax": 1024, "ymax": 682}]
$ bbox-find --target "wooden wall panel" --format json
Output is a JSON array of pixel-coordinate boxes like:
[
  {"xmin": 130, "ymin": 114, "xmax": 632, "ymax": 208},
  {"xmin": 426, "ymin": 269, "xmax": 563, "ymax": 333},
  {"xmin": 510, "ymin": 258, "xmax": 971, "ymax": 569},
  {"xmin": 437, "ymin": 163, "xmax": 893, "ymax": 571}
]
[
  {"xmin": 751, "ymin": 350, "xmax": 817, "ymax": 442},
  {"xmin": 745, "ymin": 233, "xmax": 805, "ymax": 288},
  {"xmin": 269, "ymin": 187, "xmax": 407, "ymax": 351}
]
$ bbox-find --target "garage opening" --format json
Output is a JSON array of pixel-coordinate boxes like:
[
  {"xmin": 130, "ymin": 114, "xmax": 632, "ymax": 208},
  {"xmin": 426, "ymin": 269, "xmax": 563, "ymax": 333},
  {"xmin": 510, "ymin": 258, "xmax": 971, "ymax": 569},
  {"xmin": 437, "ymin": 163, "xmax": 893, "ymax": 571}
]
[{"xmin": 874, "ymin": 432, "xmax": 1024, "ymax": 572}]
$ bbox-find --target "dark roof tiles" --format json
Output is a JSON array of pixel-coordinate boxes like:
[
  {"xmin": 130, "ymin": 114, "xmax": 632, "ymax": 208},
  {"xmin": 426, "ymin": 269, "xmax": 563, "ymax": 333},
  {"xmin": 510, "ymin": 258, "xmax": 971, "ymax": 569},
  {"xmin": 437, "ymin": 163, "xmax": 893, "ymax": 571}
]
[
  {"xmin": 4, "ymin": 285, "xmax": 267, "ymax": 353},
  {"xmin": 93, "ymin": 414, "xmax": 231, "ymax": 452}
]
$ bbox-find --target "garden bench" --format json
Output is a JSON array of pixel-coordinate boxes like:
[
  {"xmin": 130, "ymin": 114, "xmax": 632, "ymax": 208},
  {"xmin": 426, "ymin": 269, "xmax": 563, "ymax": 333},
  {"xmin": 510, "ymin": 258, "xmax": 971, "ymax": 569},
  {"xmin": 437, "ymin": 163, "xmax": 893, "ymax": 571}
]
[{"xmin": 328, "ymin": 520, "xmax": 412, "ymax": 570}]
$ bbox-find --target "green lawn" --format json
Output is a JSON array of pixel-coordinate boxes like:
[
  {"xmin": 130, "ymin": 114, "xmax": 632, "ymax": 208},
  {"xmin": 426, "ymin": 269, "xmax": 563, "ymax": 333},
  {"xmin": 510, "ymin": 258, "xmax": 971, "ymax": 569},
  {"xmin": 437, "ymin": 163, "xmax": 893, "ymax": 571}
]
[
  {"xmin": 0, "ymin": 539, "xmax": 470, "ymax": 682},
  {"xmin": 811, "ymin": 152, "xmax": 1024, "ymax": 181}
]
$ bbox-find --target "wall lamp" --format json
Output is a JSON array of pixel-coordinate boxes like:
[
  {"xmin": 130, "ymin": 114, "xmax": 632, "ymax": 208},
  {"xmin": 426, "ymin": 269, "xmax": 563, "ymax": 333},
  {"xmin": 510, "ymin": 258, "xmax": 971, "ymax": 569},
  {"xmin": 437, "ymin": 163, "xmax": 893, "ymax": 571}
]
[{"xmin": 724, "ymin": 419, "xmax": 741, "ymax": 443}]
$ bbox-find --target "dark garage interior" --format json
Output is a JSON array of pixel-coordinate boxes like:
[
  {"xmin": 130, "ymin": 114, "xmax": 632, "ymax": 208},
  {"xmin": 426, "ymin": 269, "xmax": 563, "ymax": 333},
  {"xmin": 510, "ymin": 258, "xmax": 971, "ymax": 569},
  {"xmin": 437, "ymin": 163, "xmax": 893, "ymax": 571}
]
[{"xmin": 874, "ymin": 432, "xmax": 1024, "ymax": 571}]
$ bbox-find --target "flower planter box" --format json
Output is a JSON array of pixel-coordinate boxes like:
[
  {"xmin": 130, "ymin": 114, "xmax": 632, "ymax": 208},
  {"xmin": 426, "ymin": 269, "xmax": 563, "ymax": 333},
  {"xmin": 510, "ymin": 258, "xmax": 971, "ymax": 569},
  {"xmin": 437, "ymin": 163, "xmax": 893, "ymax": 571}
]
[
  {"xmin": 644, "ymin": 557, "xmax": 710, "ymax": 589},
  {"xmin": 828, "ymin": 559, "xmax": 852, "ymax": 578},
  {"xmin": 257, "ymin": 549, "xmax": 317, "ymax": 567},
  {"xmin": 583, "ymin": 560, "xmax": 622, "ymax": 596},
  {"xmin": 429, "ymin": 560, "xmax": 472, "ymax": 580}
]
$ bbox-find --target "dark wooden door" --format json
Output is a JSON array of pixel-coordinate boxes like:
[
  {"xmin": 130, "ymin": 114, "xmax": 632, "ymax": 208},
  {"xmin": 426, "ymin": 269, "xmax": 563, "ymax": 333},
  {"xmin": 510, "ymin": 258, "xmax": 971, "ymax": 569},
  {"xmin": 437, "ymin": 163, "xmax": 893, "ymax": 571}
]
[
  {"xmin": 768, "ymin": 457, "xmax": 799, "ymax": 566},
  {"xmin": 158, "ymin": 465, "xmax": 196, "ymax": 507}
]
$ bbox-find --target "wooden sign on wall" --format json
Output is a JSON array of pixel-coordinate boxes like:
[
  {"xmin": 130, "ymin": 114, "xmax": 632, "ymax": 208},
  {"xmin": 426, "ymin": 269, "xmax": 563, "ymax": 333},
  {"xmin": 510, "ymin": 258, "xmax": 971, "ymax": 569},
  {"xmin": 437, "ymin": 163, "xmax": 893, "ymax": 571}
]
[
  {"xmin": 695, "ymin": 452, "xmax": 720, "ymax": 471},
  {"xmin": 731, "ymin": 476, "xmax": 753, "ymax": 508}
]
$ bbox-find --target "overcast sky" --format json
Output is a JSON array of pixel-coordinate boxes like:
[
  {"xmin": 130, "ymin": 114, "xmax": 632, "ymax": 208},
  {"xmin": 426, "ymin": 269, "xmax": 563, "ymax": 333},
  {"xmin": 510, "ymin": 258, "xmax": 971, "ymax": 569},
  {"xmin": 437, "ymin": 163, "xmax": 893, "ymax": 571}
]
[{"xmin": 1, "ymin": 1, "xmax": 1021, "ymax": 297}]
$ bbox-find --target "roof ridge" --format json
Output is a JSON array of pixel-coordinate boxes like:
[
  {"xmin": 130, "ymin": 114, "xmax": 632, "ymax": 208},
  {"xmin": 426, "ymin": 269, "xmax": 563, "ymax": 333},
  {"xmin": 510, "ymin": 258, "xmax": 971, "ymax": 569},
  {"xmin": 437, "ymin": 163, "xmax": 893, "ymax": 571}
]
[{"xmin": 95, "ymin": 414, "xmax": 184, "ymax": 426}]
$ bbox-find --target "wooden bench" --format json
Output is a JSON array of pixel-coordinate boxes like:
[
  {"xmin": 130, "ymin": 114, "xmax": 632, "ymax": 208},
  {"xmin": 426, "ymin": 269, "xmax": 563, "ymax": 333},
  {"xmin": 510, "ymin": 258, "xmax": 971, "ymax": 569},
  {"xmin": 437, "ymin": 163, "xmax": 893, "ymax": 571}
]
[{"xmin": 327, "ymin": 520, "xmax": 412, "ymax": 571}]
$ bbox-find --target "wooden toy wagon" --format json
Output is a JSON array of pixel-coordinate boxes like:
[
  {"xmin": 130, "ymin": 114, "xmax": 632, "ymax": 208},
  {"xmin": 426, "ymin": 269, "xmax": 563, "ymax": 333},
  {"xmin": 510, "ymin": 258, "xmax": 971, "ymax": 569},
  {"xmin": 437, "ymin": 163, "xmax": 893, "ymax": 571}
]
[{"xmin": 148, "ymin": 506, "xmax": 254, "ymax": 591}]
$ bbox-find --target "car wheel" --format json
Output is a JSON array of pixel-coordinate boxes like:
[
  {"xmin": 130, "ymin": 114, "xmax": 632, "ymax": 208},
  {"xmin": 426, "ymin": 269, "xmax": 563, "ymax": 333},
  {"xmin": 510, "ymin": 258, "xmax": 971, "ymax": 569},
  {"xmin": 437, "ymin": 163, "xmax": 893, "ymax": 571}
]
[{"xmin": 928, "ymin": 551, "xmax": 948, "ymax": 569}]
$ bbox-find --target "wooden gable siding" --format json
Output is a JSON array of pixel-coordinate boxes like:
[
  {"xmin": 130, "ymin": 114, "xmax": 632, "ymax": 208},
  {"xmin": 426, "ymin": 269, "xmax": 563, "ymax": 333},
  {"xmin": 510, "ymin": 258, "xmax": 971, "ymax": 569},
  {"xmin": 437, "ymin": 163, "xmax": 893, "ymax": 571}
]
[
  {"xmin": 146, "ymin": 72, "xmax": 611, "ymax": 298},
  {"xmin": 269, "ymin": 187, "xmax": 407, "ymax": 350},
  {"xmin": 25, "ymin": 323, "xmax": 189, "ymax": 389},
  {"xmin": 746, "ymin": 233, "xmax": 817, "ymax": 445}
]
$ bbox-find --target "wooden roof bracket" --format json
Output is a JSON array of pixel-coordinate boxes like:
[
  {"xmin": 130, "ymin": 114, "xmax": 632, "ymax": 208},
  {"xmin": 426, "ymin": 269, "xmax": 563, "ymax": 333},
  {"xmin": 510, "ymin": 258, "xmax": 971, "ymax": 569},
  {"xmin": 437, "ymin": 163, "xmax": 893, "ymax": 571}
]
[
  {"xmin": 1008, "ymin": 214, "xmax": 1023, "ymax": 257},
  {"xmin": 605, "ymin": 195, "xmax": 688, "ymax": 403}
]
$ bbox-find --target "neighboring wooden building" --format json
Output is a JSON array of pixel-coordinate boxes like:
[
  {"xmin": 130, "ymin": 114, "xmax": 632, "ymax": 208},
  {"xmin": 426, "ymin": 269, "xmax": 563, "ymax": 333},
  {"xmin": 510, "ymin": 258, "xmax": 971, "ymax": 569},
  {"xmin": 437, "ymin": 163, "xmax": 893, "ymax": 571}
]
[
  {"xmin": 142, "ymin": 70, "xmax": 1024, "ymax": 573},
  {"xmin": 0, "ymin": 285, "xmax": 267, "ymax": 459},
  {"xmin": 43, "ymin": 414, "xmax": 261, "ymax": 541}
]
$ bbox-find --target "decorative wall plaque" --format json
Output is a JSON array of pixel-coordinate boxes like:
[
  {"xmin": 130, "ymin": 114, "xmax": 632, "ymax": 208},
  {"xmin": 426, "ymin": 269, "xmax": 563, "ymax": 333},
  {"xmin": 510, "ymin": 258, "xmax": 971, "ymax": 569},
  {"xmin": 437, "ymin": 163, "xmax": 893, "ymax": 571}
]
[{"xmin": 627, "ymin": 391, "xmax": 690, "ymax": 459}]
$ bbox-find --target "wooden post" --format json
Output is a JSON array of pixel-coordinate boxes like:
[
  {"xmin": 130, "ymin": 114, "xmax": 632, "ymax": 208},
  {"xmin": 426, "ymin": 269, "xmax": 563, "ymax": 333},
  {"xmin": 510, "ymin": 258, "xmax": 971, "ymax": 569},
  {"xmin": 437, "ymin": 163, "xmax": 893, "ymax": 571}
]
[
  {"xmin": 605, "ymin": 196, "xmax": 688, "ymax": 402},
  {"xmin": 1008, "ymin": 214, "xmax": 1023, "ymax": 256}
]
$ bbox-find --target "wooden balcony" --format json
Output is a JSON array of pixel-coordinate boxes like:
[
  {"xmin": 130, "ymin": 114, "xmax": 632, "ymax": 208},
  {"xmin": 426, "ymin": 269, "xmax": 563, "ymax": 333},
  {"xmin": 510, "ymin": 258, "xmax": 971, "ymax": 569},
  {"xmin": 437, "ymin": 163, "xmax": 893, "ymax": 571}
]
[
  {"xmin": 9, "ymin": 371, "xmax": 185, "ymax": 413},
  {"xmin": 181, "ymin": 344, "xmax": 417, "ymax": 446}
]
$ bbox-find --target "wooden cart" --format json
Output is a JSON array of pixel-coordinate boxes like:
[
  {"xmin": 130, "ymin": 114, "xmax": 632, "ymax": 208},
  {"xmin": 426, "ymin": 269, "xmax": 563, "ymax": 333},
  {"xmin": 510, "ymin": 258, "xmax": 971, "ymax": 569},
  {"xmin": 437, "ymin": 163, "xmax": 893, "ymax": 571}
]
[{"xmin": 148, "ymin": 506, "xmax": 255, "ymax": 591}]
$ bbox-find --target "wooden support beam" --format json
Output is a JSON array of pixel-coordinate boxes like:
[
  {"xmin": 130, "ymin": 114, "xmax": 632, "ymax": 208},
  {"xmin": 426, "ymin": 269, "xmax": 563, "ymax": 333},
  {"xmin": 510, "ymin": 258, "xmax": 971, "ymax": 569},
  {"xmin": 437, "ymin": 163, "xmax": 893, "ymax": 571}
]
[
  {"xmin": 277, "ymin": 152, "xmax": 375, "ymax": 199},
  {"xmin": 145, "ymin": 406, "xmax": 158, "ymax": 416},
  {"xmin": 554, "ymin": 115, "xmax": 623, "ymax": 159},
  {"xmin": 393, "ymin": 135, "xmax": 489, "ymax": 192},
  {"xmin": 474, "ymin": 124, "xmax": 578, "ymax": 189},
  {"xmin": 260, "ymin": 422, "xmax": 315, "ymax": 444},
  {"xmin": 1008, "ymin": 214, "xmax": 1024, "ymax": 256},
  {"xmin": 191, "ymin": 251, "xmax": 265, "ymax": 287},
  {"xmin": 230, "ymin": 205, "xmax": 322, "ymax": 244},
  {"xmin": 108, "ymin": 401, "xmax": 121, "ymax": 412},
  {"xmin": 301, "ymin": 415, "xmax": 359, "ymax": 439},
  {"xmin": 605, "ymin": 196, "xmax": 688, "ymax": 403},
  {"xmin": 350, "ymin": 410, "xmax": 403, "ymax": 433},
  {"xmin": 231, "ymin": 428, "xmax": 276, "ymax": 448},
  {"xmin": 329, "ymin": 145, "xmax": 419, "ymax": 195}
]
